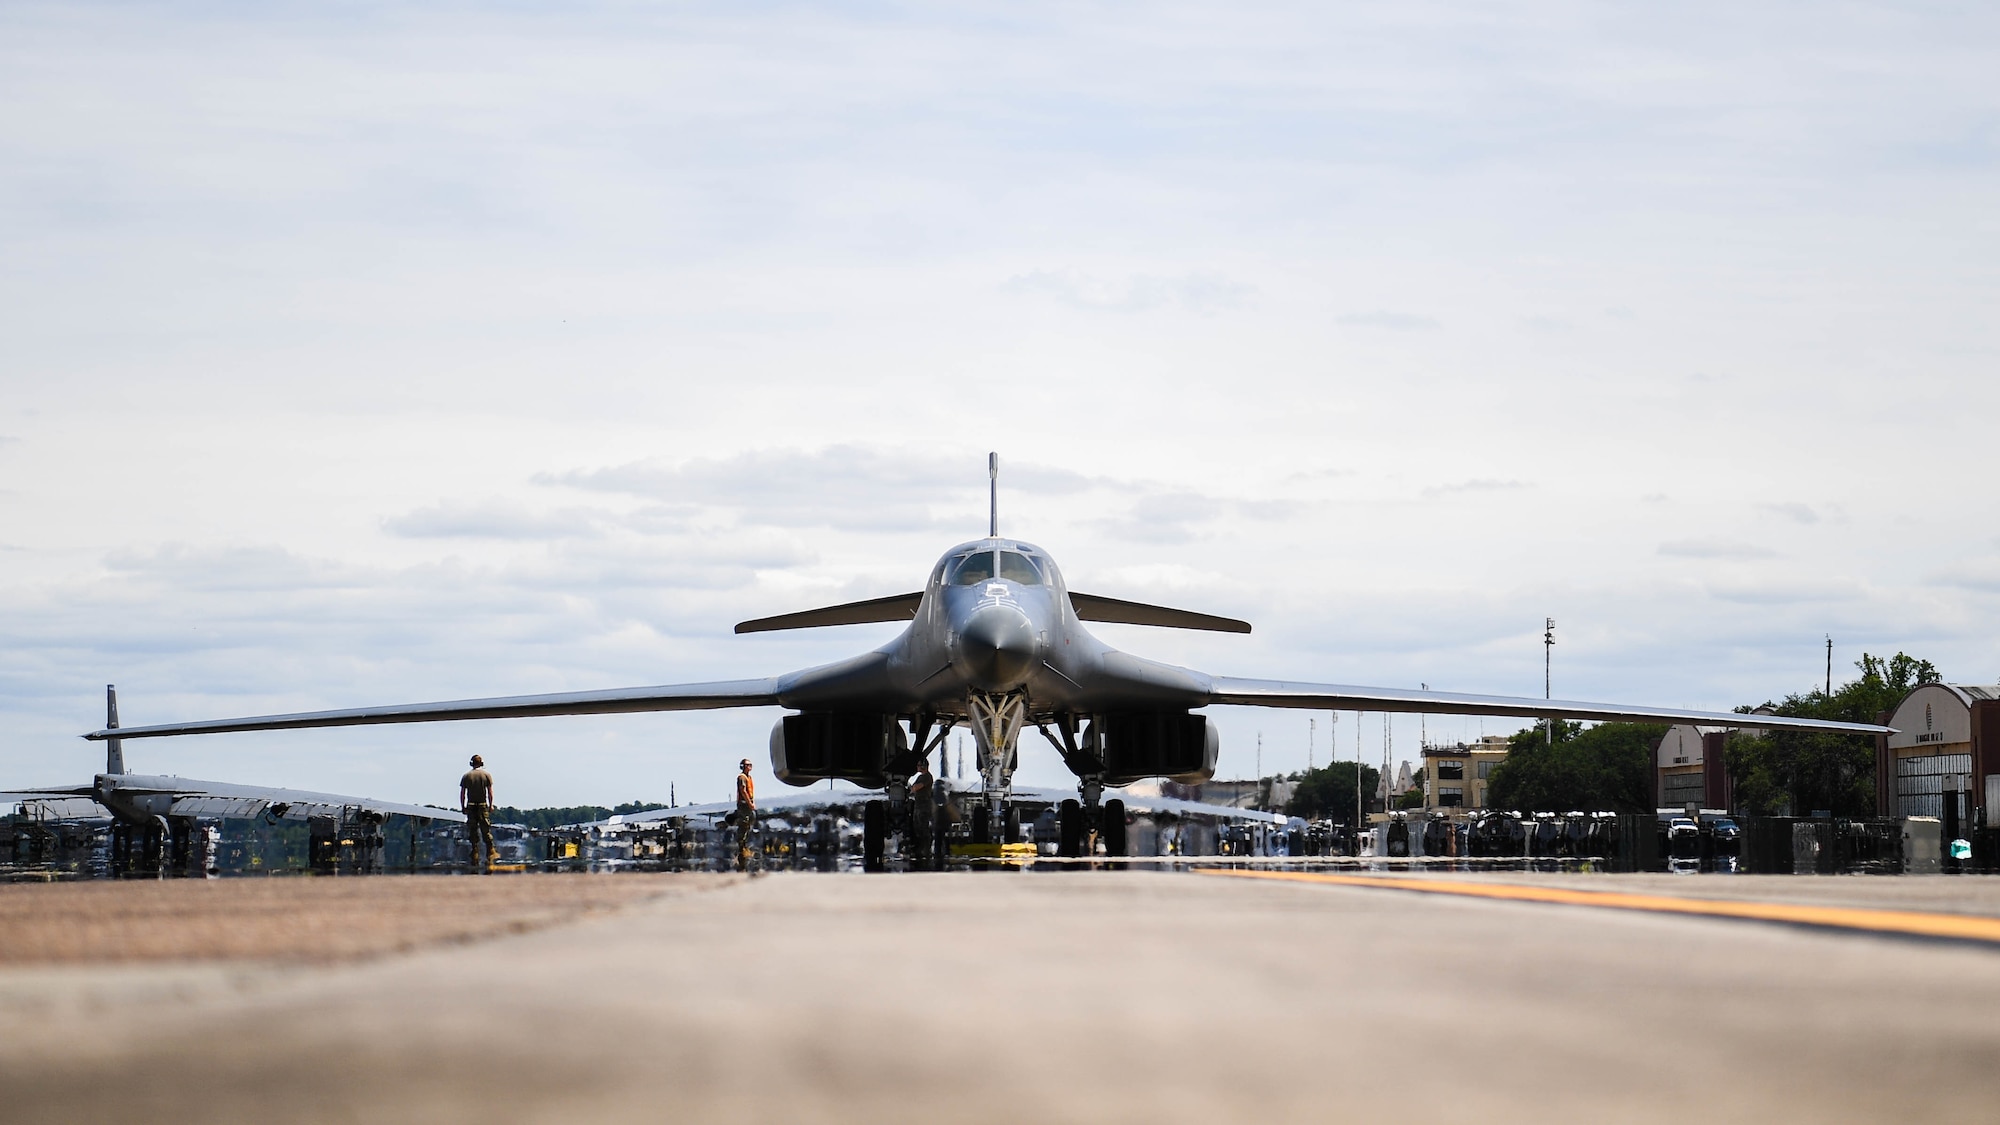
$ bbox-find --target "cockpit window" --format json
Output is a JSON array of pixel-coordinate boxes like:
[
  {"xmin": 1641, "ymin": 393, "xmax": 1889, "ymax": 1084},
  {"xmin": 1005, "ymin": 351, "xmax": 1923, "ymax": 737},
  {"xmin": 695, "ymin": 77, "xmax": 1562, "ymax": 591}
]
[
  {"xmin": 949, "ymin": 552, "xmax": 995, "ymax": 585},
  {"xmin": 997, "ymin": 551, "xmax": 1043, "ymax": 585}
]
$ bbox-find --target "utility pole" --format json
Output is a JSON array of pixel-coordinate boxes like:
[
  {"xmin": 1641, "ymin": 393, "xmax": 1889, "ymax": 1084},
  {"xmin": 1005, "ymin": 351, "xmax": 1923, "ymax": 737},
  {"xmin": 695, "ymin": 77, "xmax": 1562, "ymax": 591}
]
[
  {"xmin": 1382, "ymin": 713, "xmax": 1391, "ymax": 813},
  {"xmin": 1544, "ymin": 617, "xmax": 1556, "ymax": 746},
  {"xmin": 1826, "ymin": 634, "xmax": 1833, "ymax": 697},
  {"xmin": 1354, "ymin": 711, "xmax": 1364, "ymax": 849},
  {"xmin": 1308, "ymin": 717, "xmax": 1315, "ymax": 773},
  {"xmin": 1256, "ymin": 731, "xmax": 1263, "ymax": 810},
  {"xmin": 1419, "ymin": 684, "xmax": 1427, "ymax": 750}
]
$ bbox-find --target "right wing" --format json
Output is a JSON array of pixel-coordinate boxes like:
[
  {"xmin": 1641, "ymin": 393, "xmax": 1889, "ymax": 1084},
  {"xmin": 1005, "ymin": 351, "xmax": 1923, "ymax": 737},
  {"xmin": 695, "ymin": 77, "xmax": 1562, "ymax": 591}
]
[{"xmin": 86, "ymin": 679, "xmax": 782, "ymax": 741}]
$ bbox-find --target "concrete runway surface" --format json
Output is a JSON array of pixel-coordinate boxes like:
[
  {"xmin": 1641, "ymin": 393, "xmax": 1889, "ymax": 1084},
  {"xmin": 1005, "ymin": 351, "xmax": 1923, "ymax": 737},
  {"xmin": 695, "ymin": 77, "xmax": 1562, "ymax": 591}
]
[{"xmin": 4, "ymin": 871, "xmax": 1999, "ymax": 1124}]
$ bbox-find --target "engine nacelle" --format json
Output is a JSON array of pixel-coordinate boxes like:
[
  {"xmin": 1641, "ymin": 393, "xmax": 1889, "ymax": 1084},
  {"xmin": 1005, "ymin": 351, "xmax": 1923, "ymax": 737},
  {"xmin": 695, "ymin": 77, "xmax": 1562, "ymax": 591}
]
[
  {"xmin": 769, "ymin": 712, "xmax": 905, "ymax": 788},
  {"xmin": 1095, "ymin": 710, "xmax": 1219, "ymax": 787}
]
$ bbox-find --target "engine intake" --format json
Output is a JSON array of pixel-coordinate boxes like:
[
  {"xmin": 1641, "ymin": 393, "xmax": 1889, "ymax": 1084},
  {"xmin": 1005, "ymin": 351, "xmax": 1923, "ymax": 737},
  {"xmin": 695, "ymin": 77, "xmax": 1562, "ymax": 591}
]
[
  {"xmin": 770, "ymin": 712, "xmax": 904, "ymax": 788},
  {"xmin": 1095, "ymin": 710, "xmax": 1218, "ymax": 786}
]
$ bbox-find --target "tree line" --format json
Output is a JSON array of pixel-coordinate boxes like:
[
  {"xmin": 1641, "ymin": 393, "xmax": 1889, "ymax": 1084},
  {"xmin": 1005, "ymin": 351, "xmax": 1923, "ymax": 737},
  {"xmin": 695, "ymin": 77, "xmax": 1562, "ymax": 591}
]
[{"xmin": 1482, "ymin": 652, "xmax": 1937, "ymax": 816}]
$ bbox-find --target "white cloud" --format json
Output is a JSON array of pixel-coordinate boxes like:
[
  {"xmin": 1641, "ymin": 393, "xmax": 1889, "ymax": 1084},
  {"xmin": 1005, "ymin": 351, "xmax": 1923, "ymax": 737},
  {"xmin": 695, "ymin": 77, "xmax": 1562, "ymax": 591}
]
[
  {"xmin": 1658, "ymin": 540, "xmax": 1780, "ymax": 560},
  {"xmin": 384, "ymin": 501, "xmax": 605, "ymax": 540},
  {"xmin": 1424, "ymin": 479, "xmax": 1532, "ymax": 499},
  {"xmin": 1002, "ymin": 270, "xmax": 1254, "ymax": 313},
  {"xmin": 1334, "ymin": 311, "xmax": 1441, "ymax": 331},
  {"xmin": 1758, "ymin": 502, "xmax": 1820, "ymax": 525}
]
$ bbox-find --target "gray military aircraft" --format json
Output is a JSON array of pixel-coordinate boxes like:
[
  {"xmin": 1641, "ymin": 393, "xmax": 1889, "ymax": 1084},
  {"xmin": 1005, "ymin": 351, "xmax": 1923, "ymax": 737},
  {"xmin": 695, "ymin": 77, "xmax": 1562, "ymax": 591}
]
[
  {"xmin": 11, "ymin": 685, "xmax": 463, "ymax": 874},
  {"xmin": 83, "ymin": 455, "xmax": 1885, "ymax": 867}
]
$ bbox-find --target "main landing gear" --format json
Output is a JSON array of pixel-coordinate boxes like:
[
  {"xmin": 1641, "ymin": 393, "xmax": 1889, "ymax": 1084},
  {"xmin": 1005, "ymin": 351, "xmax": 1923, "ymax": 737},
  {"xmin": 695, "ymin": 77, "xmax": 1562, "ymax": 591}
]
[{"xmin": 1038, "ymin": 716, "xmax": 1128, "ymax": 859}]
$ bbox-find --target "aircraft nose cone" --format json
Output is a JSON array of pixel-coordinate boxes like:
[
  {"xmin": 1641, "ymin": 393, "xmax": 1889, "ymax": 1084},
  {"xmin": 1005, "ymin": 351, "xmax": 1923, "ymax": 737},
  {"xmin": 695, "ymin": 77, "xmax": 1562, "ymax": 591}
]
[{"xmin": 957, "ymin": 604, "xmax": 1041, "ymax": 691}]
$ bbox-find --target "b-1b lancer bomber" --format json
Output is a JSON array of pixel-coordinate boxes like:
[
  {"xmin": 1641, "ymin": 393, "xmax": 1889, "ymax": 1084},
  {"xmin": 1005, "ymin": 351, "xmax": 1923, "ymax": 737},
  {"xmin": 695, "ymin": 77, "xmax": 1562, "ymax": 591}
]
[{"xmin": 85, "ymin": 455, "xmax": 1887, "ymax": 868}]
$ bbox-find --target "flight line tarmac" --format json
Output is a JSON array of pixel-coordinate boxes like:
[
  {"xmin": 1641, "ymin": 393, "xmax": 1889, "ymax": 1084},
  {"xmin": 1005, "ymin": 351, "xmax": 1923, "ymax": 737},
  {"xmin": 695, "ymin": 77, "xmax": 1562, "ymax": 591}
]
[{"xmin": 4, "ymin": 871, "xmax": 1999, "ymax": 1124}]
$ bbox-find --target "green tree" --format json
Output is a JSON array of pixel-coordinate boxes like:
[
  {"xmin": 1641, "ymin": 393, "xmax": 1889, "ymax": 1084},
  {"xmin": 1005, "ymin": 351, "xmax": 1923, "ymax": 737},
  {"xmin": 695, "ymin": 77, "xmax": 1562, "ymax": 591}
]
[
  {"xmin": 1284, "ymin": 762, "xmax": 1380, "ymax": 824},
  {"xmin": 1487, "ymin": 720, "xmax": 1661, "ymax": 813},
  {"xmin": 1727, "ymin": 651, "xmax": 1939, "ymax": 817},
  {"xmin": 490, "ymin": 800, "xmax": 670, "ymax": 830}
]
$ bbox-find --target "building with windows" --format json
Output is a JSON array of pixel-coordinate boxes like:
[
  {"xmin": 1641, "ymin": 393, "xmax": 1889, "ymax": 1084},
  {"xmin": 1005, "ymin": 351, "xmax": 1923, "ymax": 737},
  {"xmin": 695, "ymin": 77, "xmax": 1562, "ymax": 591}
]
[
  {"xmin": 1421, "ymin": 737, "xmax": 1510, "ymax": 812},
  {"xmin": 1875, "ymin": 684, "xmax": 2000, "ymax": 838}
]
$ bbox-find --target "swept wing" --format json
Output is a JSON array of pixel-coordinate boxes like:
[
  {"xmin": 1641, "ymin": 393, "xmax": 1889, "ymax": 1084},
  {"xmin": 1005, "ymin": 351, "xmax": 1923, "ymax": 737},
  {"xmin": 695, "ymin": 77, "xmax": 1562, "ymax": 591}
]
[
  {"xmin": 88, "ymin": 679, "xmax": 781, "ymax": 741},
  {"xmin": 1202, "ymin": 676, "xmax": 1884, "ymax": 734}
]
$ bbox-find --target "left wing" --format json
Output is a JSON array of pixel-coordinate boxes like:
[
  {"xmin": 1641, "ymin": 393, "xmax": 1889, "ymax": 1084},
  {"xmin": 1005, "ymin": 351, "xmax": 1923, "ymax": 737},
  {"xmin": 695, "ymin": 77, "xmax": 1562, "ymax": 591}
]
[
  {"xmin": 1205, "ymin": 677, "xmax": 1891, "ymax": 734},
  {"xmin": 86, "ymin": 679, "xmax": 783, "ymax": 741}
]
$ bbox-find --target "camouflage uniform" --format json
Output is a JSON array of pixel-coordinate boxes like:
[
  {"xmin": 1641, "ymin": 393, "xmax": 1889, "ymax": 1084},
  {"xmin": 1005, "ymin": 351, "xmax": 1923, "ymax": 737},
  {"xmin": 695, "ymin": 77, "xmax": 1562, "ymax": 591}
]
[
  {"xmin": 461, "ymin": 766, "xmax": 496, "ymax": 864},
  {"xmin": 735, "ymin": 769, "xmax": 755, "ymax": 871}
]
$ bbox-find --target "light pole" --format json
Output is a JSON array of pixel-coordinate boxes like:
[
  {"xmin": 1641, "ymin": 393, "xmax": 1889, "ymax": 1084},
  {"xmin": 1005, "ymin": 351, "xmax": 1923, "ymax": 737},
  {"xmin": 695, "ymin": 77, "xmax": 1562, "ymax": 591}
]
[{"xmin": 1544, "ymin": 617, "xmax": 1556, "ymax": 746}]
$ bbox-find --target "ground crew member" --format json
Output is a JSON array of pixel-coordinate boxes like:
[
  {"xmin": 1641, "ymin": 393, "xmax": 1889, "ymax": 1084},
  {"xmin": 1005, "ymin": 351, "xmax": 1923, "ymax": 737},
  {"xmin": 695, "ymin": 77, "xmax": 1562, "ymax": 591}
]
[
  {"xmin": 734, "ymin": 758, "xmax": 756, "ymax": 871},
  {"xmin": 460, "ymin": 754, "xmax": 497, "ymax": 867}
]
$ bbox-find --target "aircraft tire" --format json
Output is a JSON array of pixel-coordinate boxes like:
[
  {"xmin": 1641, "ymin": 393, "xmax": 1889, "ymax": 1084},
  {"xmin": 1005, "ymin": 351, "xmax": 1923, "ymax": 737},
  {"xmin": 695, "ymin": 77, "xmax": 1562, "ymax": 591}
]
[
  {"xmin": 1102, "ymin": 798, "xmax": 1128, "ymax": 857},
  {"xmin": 972, "ymin": 805, "xmax": 991, "ymax": 845},
  {"xmin": 1058, "ymin": 799, "xmax": 1082, "ymax": 857},
  {"xmin": 863, "ymin": 800, "xmax": 888, "ymax": 872},
  {"xmin": 1003, "ymin": 805, "xmax": 1022, "ymax": 844}
]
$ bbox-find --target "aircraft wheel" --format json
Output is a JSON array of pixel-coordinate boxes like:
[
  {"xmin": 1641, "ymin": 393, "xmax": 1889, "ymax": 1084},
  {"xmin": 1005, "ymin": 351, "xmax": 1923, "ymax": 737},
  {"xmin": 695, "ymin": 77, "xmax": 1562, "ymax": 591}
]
[
  {"xmin": 1058, "ymin": 799, "xmax": 1083, "ymax": 857},
  {"xmin": 1102, "ymin": 798, "xmax": 1128, "ymax": 857},
  {"xmin": 863, "ymin": 800, "xmax": 888, "ymax": 872},
  {"xmin": 972, "ymin": 805, "xmax": 991, "ymax": 845},
  {"xmin": 1003, "ymin": 805, "xmax": 1022, "ymax": 844}
]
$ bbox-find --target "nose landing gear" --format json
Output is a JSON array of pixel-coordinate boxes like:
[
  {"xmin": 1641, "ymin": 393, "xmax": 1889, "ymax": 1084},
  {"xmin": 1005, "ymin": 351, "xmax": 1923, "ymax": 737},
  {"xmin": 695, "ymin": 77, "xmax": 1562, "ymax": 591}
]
[{"xmin": 967, "ymin": 690, "xmax": 1026, "ymax": 840}]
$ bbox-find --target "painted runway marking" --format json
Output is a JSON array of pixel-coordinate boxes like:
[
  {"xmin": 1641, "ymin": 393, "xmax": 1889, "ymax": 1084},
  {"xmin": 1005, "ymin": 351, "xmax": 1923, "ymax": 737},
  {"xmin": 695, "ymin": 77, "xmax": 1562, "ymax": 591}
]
[{"xmin": 1201, "ymin": 869, "xmax": 2000, "ymax": 946}]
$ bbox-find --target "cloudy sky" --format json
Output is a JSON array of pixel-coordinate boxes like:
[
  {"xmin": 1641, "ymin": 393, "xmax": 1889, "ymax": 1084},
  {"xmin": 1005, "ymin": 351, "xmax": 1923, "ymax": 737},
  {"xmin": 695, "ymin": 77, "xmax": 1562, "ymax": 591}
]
[{"xmin": 3, "ymin": 1, "xmax": 1997, "ymax": 807}]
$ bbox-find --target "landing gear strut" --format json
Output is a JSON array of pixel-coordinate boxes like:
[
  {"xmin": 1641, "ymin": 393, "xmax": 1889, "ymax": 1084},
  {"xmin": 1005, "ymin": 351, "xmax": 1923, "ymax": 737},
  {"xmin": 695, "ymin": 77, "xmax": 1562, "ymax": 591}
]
[{"xmin": 967, "ymin": 690, "xmax": 1026, "ymax": 845}]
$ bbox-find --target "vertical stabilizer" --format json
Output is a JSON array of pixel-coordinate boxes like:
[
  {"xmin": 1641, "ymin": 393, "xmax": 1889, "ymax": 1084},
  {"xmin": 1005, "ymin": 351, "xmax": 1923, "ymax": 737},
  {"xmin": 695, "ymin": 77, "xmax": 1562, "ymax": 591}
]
[
  {"xmin": 105, "ymin": 684, "xmax": 124, "ymax": 775},
  {"xmin": 988, "ymin": 452, "xmax": 999, "ymax": 538}
]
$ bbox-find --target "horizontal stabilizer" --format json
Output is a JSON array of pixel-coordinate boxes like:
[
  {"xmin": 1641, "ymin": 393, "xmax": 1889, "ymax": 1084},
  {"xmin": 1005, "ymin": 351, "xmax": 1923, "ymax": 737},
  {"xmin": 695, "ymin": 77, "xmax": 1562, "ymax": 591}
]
[
  {"xmin": 1069, "ymin": 592, "xmax": 1251, "ymax": 634},
  {"xmin": 735, "ymin": 592, "xmax": 923, "ymax": 634}
]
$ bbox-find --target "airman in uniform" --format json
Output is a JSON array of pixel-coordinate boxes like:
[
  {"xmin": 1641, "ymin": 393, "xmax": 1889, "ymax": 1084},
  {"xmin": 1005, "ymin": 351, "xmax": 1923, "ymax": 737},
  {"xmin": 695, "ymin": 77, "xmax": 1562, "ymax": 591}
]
[
  {"xmin": 460, "ymin": 754, "xmax": 497, "ymax": 868},
  {"xmin": 734, "ymin": 758, "xmax": 756, "ymax": 871}
]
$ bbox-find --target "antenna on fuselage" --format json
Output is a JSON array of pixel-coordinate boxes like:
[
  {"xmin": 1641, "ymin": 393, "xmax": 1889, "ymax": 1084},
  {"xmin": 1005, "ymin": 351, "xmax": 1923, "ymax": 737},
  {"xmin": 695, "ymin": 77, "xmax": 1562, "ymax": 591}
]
[{"xmin": 988, "ymin": 451, "xmax": 998, "ymax": 537}]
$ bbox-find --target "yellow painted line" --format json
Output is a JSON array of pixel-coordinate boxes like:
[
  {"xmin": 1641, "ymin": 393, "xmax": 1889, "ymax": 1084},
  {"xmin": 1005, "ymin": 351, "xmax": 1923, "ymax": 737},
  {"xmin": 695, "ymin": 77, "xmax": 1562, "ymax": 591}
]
[{"xmin": 1199, "ymin": 869, "xmax": 2000, "ymax": 946}]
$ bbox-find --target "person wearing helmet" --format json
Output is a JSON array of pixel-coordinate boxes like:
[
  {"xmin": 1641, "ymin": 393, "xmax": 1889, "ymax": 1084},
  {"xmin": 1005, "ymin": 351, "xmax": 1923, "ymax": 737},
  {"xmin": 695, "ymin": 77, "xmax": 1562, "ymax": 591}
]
[
  {"xmin": 734, "ymin": 759, "xmax": 756, "ymax": 871},
  {"xmin": 460, "ymin": 754, "xmax": 498, "ymax": 868}
]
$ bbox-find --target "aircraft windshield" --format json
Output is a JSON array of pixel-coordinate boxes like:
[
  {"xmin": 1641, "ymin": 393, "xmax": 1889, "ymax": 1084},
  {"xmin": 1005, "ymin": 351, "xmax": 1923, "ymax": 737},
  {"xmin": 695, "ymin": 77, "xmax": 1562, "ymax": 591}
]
[
  {"xmin": 950, "ymin": 552, "xmax": 996, "ymax": 585},
  {"xmin": 997, "ymin": 551, "xmax": 1043, "ymax": 585}
]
